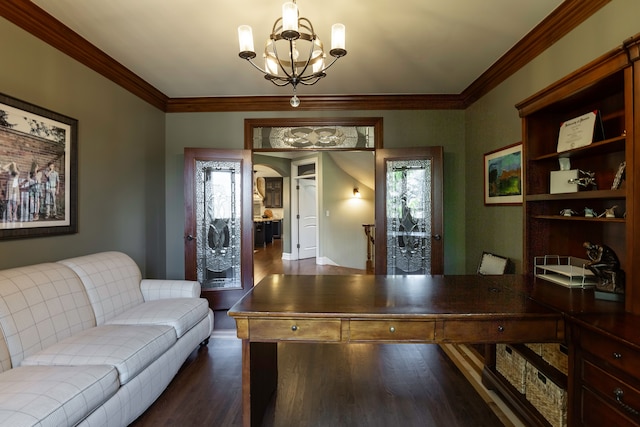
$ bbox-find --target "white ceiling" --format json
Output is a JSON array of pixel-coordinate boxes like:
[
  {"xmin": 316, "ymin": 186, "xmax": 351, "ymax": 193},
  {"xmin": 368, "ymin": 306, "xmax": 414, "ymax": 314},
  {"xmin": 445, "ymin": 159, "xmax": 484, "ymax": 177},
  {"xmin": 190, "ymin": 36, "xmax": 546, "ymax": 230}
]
[{"xmin": 31, "ymin": 0, "xmax": 563, "ymax": 99}]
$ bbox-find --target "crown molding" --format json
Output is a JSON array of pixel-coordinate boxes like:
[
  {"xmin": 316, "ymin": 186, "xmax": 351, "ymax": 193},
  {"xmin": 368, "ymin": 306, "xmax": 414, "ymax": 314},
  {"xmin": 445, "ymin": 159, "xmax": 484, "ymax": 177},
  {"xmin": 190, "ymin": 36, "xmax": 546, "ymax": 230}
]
[
  {"xmin": 1, "ymin": 0, "xmax": 608, "ymax": 112},
  {"xmin": 0, "ymin": 0, "xmax": 168, "ymax": 110},
  {"xmin": 461, "ymin": 0, "xmax": 611, "ymax": 105},
  {"xmin": 166, "ymin": 94, "xmax": 466, "ymax": 113}
]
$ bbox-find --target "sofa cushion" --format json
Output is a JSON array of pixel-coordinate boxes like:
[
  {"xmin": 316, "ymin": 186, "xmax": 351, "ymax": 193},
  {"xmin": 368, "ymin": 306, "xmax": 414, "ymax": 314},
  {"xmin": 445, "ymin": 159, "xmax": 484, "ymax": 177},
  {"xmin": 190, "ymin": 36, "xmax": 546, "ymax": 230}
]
[
  {"xmin": 0, "ymin": 364, "xmax": 118, "ymax": 427},
  {"xmin": 0, "ymin": 262, "xmax": 96, "ymax": 368},
  {"xmin": 105, "ymin": 298, "xmax": 209, "ymax": 338},
  {"xmin": 58, "ymin": 252, "xmax": 145, "ymax": 325},
  {"xmin": 20, "ymin": 324, "xmax": 176, "ymax": 385}
]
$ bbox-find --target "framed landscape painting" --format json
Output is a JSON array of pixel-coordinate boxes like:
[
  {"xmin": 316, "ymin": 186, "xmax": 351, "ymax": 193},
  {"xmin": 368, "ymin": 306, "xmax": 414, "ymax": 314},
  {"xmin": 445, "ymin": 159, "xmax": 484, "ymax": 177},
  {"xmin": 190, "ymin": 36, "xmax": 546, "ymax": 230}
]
[
  {"xmin": 484, "ymin": 142, "xmax": 522, "ymax": 206},
  {"xmin": 0, "ymin": 93, "xmax": 78, "ymax": 239}
]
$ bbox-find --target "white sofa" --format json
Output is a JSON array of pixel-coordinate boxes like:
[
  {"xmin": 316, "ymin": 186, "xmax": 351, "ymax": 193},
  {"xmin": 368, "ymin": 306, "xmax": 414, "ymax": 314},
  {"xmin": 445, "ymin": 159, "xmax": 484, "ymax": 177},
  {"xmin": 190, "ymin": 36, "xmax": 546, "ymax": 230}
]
[{"xmin": 0, "ymin": 251, "xmax": 213, "ymax": 427}]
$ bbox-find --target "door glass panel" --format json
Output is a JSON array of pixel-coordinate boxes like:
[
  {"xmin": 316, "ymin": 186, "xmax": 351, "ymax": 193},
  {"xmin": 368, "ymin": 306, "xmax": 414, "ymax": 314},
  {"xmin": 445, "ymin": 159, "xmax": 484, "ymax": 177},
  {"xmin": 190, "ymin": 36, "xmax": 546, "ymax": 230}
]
[
  {"xmin": 195, "ymin": 160, "xmax": 242, "ymax": 289},
  {"xmin": 386, "ymin": 159, "xmax": 432, "ymax": 275},
  {"xmin": 252, "ymin": 125, "xmax": 375, "ymax": 149}
]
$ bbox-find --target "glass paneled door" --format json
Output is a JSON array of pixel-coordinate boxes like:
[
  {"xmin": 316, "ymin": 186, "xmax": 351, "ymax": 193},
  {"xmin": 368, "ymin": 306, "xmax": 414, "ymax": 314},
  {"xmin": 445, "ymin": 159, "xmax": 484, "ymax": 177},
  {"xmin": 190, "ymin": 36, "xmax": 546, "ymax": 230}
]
[
  {"xmin": 184, "ymin": 148, "xmax": 253, "ymax": 310},
  {"xmin": 375, "ymin": 147, "xmax": 444, "ymax": 275}
]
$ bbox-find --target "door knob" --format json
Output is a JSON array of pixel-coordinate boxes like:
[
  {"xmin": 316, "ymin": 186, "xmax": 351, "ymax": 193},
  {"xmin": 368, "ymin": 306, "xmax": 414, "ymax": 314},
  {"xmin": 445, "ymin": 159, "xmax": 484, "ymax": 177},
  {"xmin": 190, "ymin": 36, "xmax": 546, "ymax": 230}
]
[
  {"xmin": 186, "ymin": 234, "xmax": 195, "ymax": 241},
  {"xmin": 433, "ymin": 234, "xmax": 441, "ymax": 241}
]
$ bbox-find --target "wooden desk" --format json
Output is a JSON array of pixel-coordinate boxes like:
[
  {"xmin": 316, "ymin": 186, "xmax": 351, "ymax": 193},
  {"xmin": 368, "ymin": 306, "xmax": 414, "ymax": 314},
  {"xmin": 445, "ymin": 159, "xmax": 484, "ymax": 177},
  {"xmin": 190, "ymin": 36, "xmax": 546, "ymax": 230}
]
[{"xmin": 228, "ymin": 274, "xmax": 562, "ymax": 427}]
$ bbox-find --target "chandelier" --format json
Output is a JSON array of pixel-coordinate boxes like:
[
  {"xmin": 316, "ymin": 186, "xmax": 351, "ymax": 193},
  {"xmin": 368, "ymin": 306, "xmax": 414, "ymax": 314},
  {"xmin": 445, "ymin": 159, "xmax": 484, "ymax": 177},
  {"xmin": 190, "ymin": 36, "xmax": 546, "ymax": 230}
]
[{"xmin": 238, "ymin": 1, "xmax": 347, "ymax": 107}]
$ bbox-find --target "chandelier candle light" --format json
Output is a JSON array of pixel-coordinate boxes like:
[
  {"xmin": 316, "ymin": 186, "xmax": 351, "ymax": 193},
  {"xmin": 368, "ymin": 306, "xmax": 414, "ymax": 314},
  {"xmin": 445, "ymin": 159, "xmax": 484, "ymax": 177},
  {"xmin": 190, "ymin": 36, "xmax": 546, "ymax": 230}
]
[{"xmin": 238, "ymin": 0, "xmax": 347, "ymax": 107}]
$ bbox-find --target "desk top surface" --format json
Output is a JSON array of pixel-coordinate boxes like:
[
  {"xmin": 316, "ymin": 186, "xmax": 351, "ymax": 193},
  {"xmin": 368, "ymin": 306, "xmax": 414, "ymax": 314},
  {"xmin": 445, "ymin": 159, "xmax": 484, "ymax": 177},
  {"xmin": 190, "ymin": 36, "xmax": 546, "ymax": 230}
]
[{"xmin": 228, "ymin": 274, "xmax": 561, "ymax": 320}]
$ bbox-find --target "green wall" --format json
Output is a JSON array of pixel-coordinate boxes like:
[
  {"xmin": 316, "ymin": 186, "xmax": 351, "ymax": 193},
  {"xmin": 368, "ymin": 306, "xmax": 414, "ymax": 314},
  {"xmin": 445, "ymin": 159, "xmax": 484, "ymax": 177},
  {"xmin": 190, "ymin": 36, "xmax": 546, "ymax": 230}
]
[
  {"xmin": 1, "ymin": 0, "xmax": 638, "ymax": 279},
  {"xmin": 0, "ymin": 17, "xmax": 167, "ymax": 275},
  {"xmin": 464, "ymin": 0, "xmax": 640, "ymax": 273},
  {"xmin": 319, "ymin": 152, "xmax": 374, "ymax": 270}
]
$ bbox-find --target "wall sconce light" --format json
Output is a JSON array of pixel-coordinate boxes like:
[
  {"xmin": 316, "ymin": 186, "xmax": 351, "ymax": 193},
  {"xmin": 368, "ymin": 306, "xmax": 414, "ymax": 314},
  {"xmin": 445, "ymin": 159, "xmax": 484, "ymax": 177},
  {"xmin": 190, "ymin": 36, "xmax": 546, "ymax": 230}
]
[{"xmin": 353, "ymin": 187, "xmax": 361, "ymax": 198}]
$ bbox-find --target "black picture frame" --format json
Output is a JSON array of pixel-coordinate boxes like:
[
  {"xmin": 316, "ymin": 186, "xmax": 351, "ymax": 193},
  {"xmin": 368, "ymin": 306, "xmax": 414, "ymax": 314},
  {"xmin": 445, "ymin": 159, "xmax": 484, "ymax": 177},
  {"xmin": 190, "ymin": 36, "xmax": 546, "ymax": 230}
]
[{"xmin": 0, "ymin": 93, "xmax": 78, "ymax": 239}]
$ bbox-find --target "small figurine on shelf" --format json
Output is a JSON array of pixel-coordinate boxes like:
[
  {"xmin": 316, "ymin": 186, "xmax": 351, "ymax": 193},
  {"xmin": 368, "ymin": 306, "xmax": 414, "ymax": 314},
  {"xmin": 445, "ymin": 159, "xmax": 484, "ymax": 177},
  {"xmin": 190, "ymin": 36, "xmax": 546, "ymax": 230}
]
[
  {"xmin": 584, "ymin": 207, "xmax": 597, "ymax": 218},
  {"xmin": 599, "ymin": 205, "xmax": 618, "ymax": 218},
  {"xmin": 560, "ymin": 209, "xmax": 578, "ymax": 216},
  {"xmin": 568, "ymin": 170, "xmax": 597, "ymax": 189},
  {"xmin": 583, "ymin": 241, "xmax": 625, "ymax": 295}
]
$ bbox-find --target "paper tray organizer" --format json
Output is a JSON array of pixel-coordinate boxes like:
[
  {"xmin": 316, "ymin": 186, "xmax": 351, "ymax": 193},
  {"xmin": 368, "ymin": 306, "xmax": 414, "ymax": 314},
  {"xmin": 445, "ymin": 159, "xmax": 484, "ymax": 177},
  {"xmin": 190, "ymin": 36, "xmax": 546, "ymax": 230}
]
[{"xmin": 534, "ymin": 255, "xmax": 597, "ymax": 288}]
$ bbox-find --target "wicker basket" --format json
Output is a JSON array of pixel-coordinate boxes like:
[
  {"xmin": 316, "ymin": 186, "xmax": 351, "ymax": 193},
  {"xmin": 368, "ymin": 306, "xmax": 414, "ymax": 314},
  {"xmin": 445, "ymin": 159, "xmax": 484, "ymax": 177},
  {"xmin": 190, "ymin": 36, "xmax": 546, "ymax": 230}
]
[
  {"xmin": 525, "ymin": 364, "xmax": 567, "ymax": 427},
  {"xmin": 496, "ymin": 344, "xmax": 527, "ymax": 394},
  {"xmin": 542, "ymin": 343, "xmax": 569, "ymax": 375},
  {"xmin": 525, "ymin": 343, "xmax": 543, "ymax": 356}
]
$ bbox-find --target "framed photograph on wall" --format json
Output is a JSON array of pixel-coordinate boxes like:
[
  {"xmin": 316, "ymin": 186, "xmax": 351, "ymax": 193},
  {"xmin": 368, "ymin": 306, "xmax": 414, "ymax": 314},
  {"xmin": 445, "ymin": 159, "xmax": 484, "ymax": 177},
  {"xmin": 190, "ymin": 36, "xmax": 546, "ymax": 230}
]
[
  {"xmin": 484, "ymin": 142, "xmax": 523, "ymax": 205},
  {"xmin": 0, "ymin": 93, "xmax": 78, "ymax": 239}
]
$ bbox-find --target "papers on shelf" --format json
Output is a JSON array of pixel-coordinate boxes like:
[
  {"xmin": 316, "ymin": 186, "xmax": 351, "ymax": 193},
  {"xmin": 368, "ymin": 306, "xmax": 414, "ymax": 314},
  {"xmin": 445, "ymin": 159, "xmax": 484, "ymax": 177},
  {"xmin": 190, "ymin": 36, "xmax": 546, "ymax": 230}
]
[{"xmin": 557, "ymin": 110, "xmax": 603, "ymax": 152}]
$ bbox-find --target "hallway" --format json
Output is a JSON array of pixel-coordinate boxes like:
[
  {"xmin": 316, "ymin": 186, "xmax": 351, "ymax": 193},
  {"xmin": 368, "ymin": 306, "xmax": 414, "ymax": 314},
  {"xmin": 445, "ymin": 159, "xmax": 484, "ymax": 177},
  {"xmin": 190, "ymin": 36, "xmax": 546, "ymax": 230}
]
[{"xmin": 253, "ymin": 238, "xmax": 366, "ymax": 284}]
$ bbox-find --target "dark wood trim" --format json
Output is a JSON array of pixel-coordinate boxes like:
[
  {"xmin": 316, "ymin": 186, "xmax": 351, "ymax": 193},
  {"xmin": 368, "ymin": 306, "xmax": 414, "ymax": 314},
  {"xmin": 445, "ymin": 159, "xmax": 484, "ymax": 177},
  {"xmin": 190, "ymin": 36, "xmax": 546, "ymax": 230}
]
[
  {"xmin": 515, "ymin": 45, "xmax": 629, "ymax": 117},
  {"xmin": 166, "ymin": 94, "xmax": 466, "ymax": 113},
  {"xmin": 0, "ymin": 0, "xmax": 168, "ymax": 111},
  {"xmin": 183, "ymin": 148, "xmax": 254, "ymax": 310},
  {"xmin": 0, "ymin": 0, "xmax": 608, "ymax": 112},
  {"xmin": 374, "ymin": 147, "xmax": 445, "ymax": 275},
  {"xmin": 461, "ymin": 0, "xmax": 611, "ymax": 106}
]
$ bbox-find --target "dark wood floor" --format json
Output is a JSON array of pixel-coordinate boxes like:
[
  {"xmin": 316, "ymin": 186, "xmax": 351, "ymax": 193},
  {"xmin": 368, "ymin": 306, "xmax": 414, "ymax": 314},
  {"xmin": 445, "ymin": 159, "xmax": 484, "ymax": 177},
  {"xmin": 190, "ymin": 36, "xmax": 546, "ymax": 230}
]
[
  {"xmin": 253, "ymin": 238, "xmax": 366, "ymax": 284},
  {"xmin": 130, "ymin": 241, "xmax": 510, "ymax": 426},
  {"xmin": 131, "ymin": 339, "xmax": 506, "ymax": 427}
]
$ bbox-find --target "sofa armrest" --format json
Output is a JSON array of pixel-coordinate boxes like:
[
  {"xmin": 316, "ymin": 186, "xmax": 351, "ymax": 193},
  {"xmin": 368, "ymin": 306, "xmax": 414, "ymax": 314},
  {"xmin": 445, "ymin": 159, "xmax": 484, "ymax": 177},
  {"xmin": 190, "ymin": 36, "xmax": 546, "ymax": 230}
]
[{"xmin": 140, "ymin": 279, "xmax": 200, "ymax": 300}]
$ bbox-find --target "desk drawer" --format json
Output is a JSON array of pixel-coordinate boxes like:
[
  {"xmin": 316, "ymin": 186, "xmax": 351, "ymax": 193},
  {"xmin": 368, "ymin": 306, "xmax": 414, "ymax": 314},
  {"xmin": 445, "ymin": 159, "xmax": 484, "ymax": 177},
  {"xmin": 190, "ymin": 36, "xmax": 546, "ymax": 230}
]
[
  {"xmin": 579, "ymin": 329, "xmax": 640, "ymax": 379},
  {"xmin": 581, "ymin": 385, "xmax": 639, "ymax": 427},
  {"xmin": 441, "ymin": 319, "xmax": 559, "ymax": 342},
  {"xmin": 349, "ymin": 320, "xmax": 435, "ymax": 342},
  {"xmin": 582, "ymin": 359, "xmax": 640, "ymax": 420},
  {"xmin": 249, "ymin": 318, "xmax": 341, "ymax": 341}
]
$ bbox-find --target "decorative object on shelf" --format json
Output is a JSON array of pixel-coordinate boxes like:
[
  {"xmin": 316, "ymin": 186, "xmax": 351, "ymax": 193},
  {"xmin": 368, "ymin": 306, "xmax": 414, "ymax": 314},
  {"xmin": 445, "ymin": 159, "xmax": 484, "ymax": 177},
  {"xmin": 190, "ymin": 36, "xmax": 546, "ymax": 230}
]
[
  {"xmin": 483, "ymin": 142, "xmax": 523, "ymax": 205},
  {"xmin": 560, "ymin": 209, "xmax": 577, "ymax": 216},
  {"xmin": 599, "ymin": 205, "xmax": 618, "ymax": 218},
  {"xmin": 584, "ymin": 207, "xmax": 597, "ymax": 217},
  {"xmin": 237, "ymin": 0, "xmax": 347, "ymax": 108},
  {"xmin": 550, "ymin": 169, "xmax": 578, "ymax": 194},
  {"xmin": 557, "ymin": 110, "xmax": 604, "ymax": 152},
  {"xmin": 611, "ymin": 161, "xmax": 626, "ymax": 189},
  {"xmin": 568, "ymin": 169, "xmax": 597, "ymax": 189},
  {"xmin": 583, "ymin": 241, "xmax": 625, "ymax": 300}
]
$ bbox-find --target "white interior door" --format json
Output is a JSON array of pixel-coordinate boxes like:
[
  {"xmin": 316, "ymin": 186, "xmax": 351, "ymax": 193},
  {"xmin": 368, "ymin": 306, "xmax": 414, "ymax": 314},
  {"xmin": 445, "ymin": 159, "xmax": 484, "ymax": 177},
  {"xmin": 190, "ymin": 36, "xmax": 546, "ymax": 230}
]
[{"xmin": 297, "ymin": 177, "xmax": 317, "ymax": 259}]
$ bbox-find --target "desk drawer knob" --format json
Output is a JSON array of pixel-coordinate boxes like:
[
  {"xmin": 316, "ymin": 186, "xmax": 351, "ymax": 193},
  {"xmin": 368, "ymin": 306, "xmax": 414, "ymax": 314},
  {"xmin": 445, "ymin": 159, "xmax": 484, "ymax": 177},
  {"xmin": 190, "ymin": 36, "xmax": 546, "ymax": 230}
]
[
  {"xmin": 291, "ymin": 325, "xmax": 298, "ymax": 332},
  {"xmin": 613, "ymin": 352, "xmax": 622, "ymax": 360},
  {"xmin": 497, "ymin": 325, "xmax": 505, "ymax": 333},
  {"xmin": 389, "ymin": 326, "xmax": 396, "ymax": 333}
]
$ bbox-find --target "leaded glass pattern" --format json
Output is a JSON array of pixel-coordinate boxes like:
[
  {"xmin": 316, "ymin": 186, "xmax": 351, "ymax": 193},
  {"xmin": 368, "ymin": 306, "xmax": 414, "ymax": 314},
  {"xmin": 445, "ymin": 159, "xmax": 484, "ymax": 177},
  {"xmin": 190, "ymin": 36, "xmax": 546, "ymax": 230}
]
[
  {"xmin": 195, "ymin": 160, "xmax": 242, "ymax": 289},
  {"xmin": 253, "ymin": 126, "xmax": 374, "ymax": 149},
  {"xmin": 386, "ymin": 159, "xmax": 432, "ymax": 275}
]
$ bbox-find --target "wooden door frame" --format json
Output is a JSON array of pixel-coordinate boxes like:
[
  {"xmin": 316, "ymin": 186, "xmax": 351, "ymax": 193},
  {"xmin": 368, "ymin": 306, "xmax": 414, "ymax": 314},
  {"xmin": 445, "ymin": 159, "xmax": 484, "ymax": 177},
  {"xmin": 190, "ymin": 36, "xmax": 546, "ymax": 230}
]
[
  {"xmin": 374, "ymin": 147, "xmax": 445, "ymax": 275},
  {"xmin": 245, "ymin": 117, "xmax": 383, "ymax": 270},
  {"xmin": 183, "ymin": 148, "xmax": 254, "ymax": 309}
]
